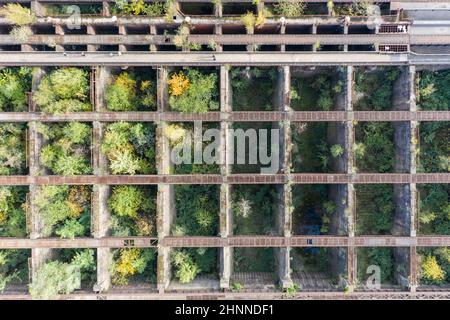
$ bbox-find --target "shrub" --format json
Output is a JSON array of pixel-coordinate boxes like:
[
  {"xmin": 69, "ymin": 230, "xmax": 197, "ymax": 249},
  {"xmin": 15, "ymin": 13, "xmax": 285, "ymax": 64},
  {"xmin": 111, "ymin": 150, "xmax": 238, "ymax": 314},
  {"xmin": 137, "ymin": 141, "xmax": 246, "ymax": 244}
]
[
  {"xmin": 0, "ymin": 3, "xmax": 35, "ymax": 25},
  {"xmin": 38, "ymin": 122, "xmax": 92, "ymax": 175},
  {"xmin": 35, "ymin": 185, "xmax": 91, "ymax": 238},
  {"xmin": 113, "ymin": 0, "xmax": 166, "ymax": 16},
  {"xmin": 273, "ymin": 0, "xmax": 305, "ymax": 17},
  {"xmin": 0, "ymin": 124, "xmax": 26, "ymax": 175},
  {"xmin": 33, "ymin": 68, "xmax": 91, "ymax": 114},
  {"xmin": 101, "ymin": 122, "xmax": 156, "ymax": 175},
  {"xmin": 0, "ymin": 67, "xmax": 32, "ymax": 111},
  {"xmin": 106, "ymin": 72, "xmax": 156, "ymax": 111},
  {"xmin": 168, "ymin": 69, "xmax": 218, "ymax": 113}
]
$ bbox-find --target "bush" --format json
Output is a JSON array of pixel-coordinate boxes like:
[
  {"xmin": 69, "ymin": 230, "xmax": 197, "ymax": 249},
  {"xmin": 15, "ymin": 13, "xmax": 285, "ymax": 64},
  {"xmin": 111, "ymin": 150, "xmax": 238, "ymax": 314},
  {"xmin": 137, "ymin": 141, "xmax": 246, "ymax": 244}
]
[
  {"xmin": 0, "ymin": 67, "xmax": 32, "ymax": 111},
  {"xmin": 0, "ymin": 124, "xmax": 27, "ymax": 175},
  {"xmin": 168, "ymin": 69, "xmax": 218, "ymax": 113},
  {"xmin": 35, "ymin": 185, "xmax": 91, "ymax": 238},
  {"xmin": 113, "ymin": 0, "xmax": 166, "ymax": 16},
  {"xmin": 33, "ymin": 68, "xmax": 91, "ymax": 114},
  {"xmin": 38, "ymin": 122, "xmax": 92, "ymax": 175},
  {"xmin": 101, "ymin": 122, "xmax": 156, "ymax": 175},
  {"xmin": 273, "ymin": 0, "xmax": 306, "ymax": 17},
  {"xmin": 0, "ymin": 186, "xmax": 27, "ymax": 237},
  {"xmin": 106, "ymin": 72, "xmax": 156, "ymax": 111},
  {"xmin": 109, "ymin": 186, "xmax": 156, "ymax": 236},
  {"xmin": 0, "ymin": 3, "xmax": 35, "ymax": 25}
]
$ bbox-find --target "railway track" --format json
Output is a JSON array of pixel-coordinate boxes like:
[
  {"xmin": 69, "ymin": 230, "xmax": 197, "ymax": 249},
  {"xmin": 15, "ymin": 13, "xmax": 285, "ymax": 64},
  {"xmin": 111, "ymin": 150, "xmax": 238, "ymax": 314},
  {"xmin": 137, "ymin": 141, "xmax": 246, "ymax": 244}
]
[
  {"xmin": 0, "ymin": 236, "xmax": 449, "ymax": 249},
  {"xmin": 0, "ymin": 111, "xmax": 448, "ymax": 122},
  {"xmin": 0, "ymin": 173, "xmax": 448, "ymax": 185}
]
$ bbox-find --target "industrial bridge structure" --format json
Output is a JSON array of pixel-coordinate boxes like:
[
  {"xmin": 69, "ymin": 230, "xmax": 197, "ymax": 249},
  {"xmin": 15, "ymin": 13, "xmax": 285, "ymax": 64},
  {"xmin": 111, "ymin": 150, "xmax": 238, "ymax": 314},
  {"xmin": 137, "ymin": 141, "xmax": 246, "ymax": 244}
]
[{"xmin": 0, "ymin": 0, "xmax": 449, "ymax": 300}]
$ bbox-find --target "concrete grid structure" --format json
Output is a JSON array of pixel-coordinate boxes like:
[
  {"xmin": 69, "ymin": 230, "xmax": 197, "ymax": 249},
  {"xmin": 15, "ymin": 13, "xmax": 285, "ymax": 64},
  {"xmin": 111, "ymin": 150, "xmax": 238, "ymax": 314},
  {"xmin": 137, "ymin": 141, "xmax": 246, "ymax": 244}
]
[{"xmin": 0, "ymin": 0, "xmax": 449, "ymax": 300}]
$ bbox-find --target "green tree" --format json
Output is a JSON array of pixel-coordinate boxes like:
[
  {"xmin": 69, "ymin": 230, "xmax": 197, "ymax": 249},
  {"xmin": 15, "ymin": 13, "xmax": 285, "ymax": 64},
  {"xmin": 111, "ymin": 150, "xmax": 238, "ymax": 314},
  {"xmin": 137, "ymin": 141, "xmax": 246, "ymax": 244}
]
[
  {"xmin": 35, "ymin": 185, "xmax": 91, "ymax": 238},
  {"xmin": 33, "ymin": 68, "xmax": 92, "ymax": 114},
  {"xmin": 0, "ymin": 124, "xmax": 27, "ymax": 175},
  {"xmin": 29, "ymin": 249, "xmax": 95, "ymax": 299},
  {"xmin": 168, "ymin": 69, "xmax": 218, "ymax": 113},
  {"xmin": 38, "ymin": 122, "xmax": 92, "ymax": 175},
  {"xmin": 0, "ymin": 67, "xmax": 32, "ymax": 111},
  {"xmin": 101, "ymin": 122, "xmax": 156, "ymax": 175}
]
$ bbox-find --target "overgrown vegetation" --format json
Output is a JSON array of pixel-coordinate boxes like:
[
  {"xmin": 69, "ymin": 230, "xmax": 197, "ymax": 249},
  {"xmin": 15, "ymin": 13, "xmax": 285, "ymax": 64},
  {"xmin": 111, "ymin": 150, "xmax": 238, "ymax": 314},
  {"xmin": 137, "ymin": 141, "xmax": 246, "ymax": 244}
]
[
  {"xmin": 333, "ymin": 0, "xmax": 375, "ymax": 16},
  {"xmin": 0, "ymin": 249, "xmax": 29, "ymax": 293},
  {"xmin": 290, "ymin": 71, "xmax": 343, "ymax": 111},
  {"xmin": 164, "ymin": 123, "xmax": 220, "ymax": 174},
  {"xmin": 109, "ymin": 185, "xmax": 156, "ymax": 237},
  {"xmin": 273, "ymin": 0, "xmax": 306, "ymax": 17},
  {"xmin": 0, "ymin": 67, "xmax": 32, "ymax": 112},
  {"xmin": 356, "ymin": 185, "xmax": 394, "ymax": 235},
  {"xmin": 112, "ymin": 0, "xmax": 167, "ymax": 17},
  {"xmin": 171, "ymin": 248, "xmax": 217, "ymax": 284},
  {"xmin": 167, "ymin": 69, "xmax": 218, "ymax": 113},
  {"xmin": 418, "ymin": 122, "xmax": 449, "ymax": 173},
  {"xmin": 231, "ymin": 67, "xmax": 276, "ymax": 111},
  {"xmin": 101, "ymin": 122, "xmax": 156, "ymax": 175},
  {"xmin": 106, "ymin": 71, "xmax": 156, "ymax": 111},
  {"xmin": 169, "ymin": 184, "xmax": 219, "ymax": 284},
  {"xmin": 354, "ymin": 67, "xmax": 400, "ymax": 111},
  {"xmin": 292, "ymin": 185, "xmax": 335, "ymax": 235},
  {"xmin": 418, "ymin": 248, "xmax": 449, "ymax": 286},
  {"xmin": 30, "ymin": 249, "xmax": 96, "ymax": 299},
  {"xmin": 357, "ymin": 248, "xmax": 394, "ymax": 285},
  {"xmin": 0, "ymin": 186, "xmax": 27, "ymax": 237},
  {"xmin": 355, "ymin": 122, "xmax": 394, "ymax": 173},
  {"xmin": 418, "ymin": 184, "xmax": 450, "ymax": 235},
  {"xmin": 44, "ymin": 4, "xmax": 102, "ymax": 15},
  {"xmin": 0, "ymin": 3, "xmax": 35, "ymax": 43},
  {"xmin": 35, "ymin": 185, "xmax": 91, "ymax": 238},
  {"xmin": 292, "ymin": 248, "xmax": 331, "ymax": 276},
  {"xmin": 0, "ymin": 124, "xmax": 27, "ymax": 175},
  {"xmin": 111, "ymin": 248, "xmax": 156, "ymax": 286},
  {"xmin": 33, "ymin": 68, "xmax": 92, "ymax": 114},
  {"xmin": 417, "ymin": 70, "xmax": 450, "ymax": 111},
  {"xmin": 234, "ymin": 248, "xmax": 274, "ymax": 273},
  {"xmin": 38, "ymin": 122, "xmax": 92, "ymax": 175},
  {"xmin": 232, "ymin": 185, "xmax": 277, "ymax": 235},
  {"xmin": 172, "ymin": 185, "xmax": 219, "ymax": 237},
  {"xmin": 291, "ymin": 123, "xmax": 339, "ymax": 173}
]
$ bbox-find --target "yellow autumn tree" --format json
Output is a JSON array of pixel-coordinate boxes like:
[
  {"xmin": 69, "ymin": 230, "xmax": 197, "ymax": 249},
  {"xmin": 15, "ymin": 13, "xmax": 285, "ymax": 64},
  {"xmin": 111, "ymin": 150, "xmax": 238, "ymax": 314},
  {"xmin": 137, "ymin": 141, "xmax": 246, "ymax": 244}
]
[
  {"xmin": 168, "ymin": 72, "xmax": 190, "ymax": 96},
  {"xmin": 421, "ymin": 255, "xmax": 445, "ymax": 283}
]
